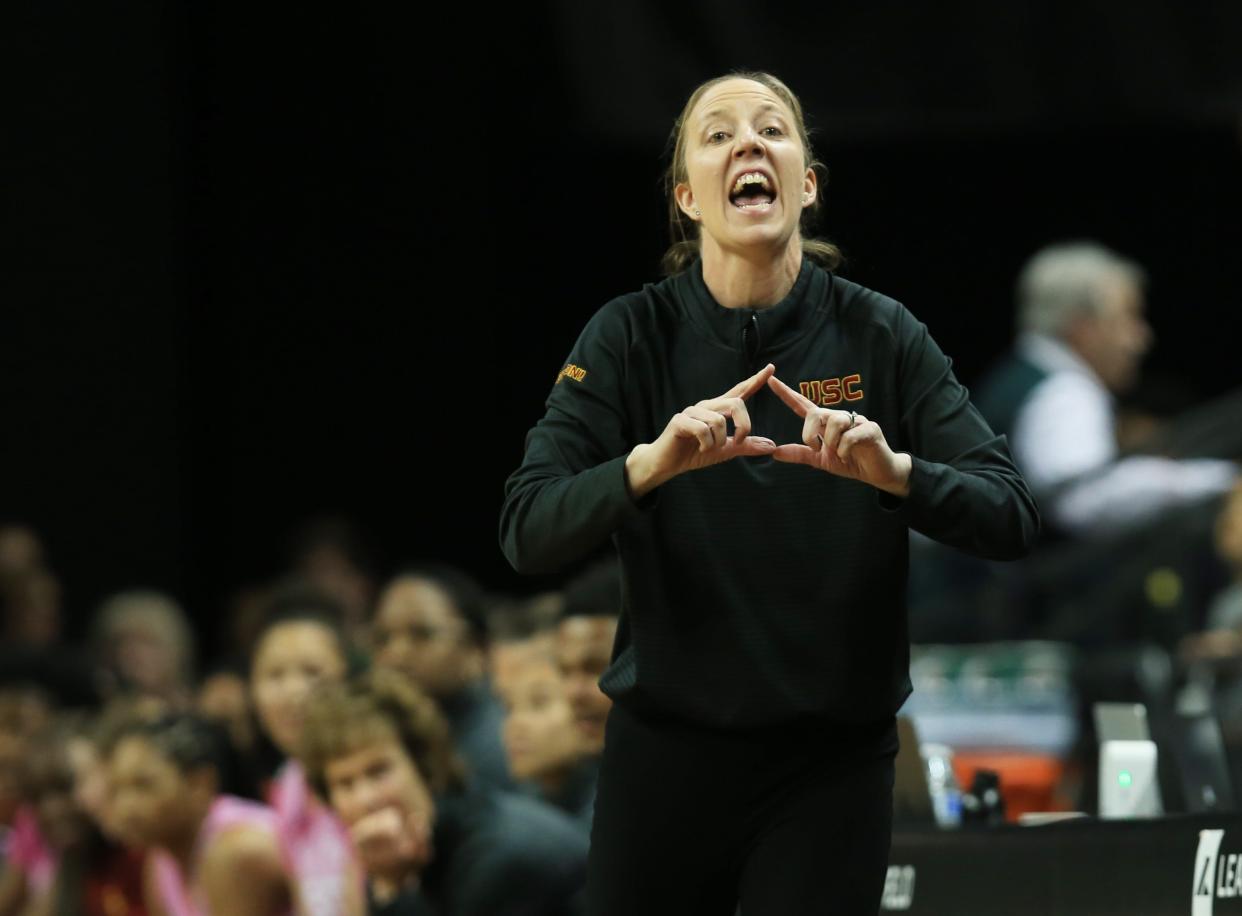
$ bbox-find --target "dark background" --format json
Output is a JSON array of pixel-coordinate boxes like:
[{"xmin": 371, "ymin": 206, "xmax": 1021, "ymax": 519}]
[{"xmin": 6, "ymin": 1, "xmax": 1242, "ymax": 642}]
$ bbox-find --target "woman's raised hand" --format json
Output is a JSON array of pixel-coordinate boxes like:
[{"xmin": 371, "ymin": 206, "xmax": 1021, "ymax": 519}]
[
  {"xmin": 625, "ymin": 363, "xmax": 778, "ymax": 499},
  {"xmin": 766, "ymin": 374, "xmax": 912, "ymax": 497},
  {"xmin": 350, "ymin": 805, "xmax": 434, "ymax": 897}
]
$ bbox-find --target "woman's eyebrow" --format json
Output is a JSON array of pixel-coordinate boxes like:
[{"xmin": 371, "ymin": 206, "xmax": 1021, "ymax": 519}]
[{"xmin": 698, "ymin": 102, "xmax": 787, "ymax": 125}]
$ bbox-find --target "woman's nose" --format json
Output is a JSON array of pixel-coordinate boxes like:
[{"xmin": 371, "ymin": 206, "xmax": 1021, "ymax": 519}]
[
  {"xmin": 352, "ymin": 778, "xmax": 384, "ymax": 814},
  {"xmin": 734, "ymin": 125, "xmax": 764, "ymax": 156}
]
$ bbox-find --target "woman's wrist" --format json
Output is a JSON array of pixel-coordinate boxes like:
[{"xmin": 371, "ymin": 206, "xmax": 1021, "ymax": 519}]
[
  {"xmin": 876, "ymin": 452, "xmax": 913, "ymax": 498},
  {"xmin": 625, "ymin": 444, "xmax": 666, "ymax": 500}
]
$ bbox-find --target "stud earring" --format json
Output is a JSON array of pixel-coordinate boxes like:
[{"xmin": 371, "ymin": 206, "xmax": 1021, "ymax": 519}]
[{"xmin": 693, "ymin": 208, "xmax": 702, "ymax": 218}]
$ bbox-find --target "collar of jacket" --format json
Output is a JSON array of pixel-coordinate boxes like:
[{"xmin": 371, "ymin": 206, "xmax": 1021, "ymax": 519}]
[{"xmin": 676, "ymin": 254, "xmax": 829, "ymax": 354}]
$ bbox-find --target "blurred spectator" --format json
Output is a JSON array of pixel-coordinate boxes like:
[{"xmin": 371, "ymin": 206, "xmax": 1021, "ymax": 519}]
[
  {"xmin": 1205, "ymin": 482, "xmax": 1242, "ymax": 631},
  {"xmin": 0, "ymin": 723, "xmax": 23, "ymax": 829},
  {"xmin": 13, "ymin": 716, "xmax": 148, "ymax": 916},
  {"xmin": 0, "ymin": 685, "xmax": 55, "ymax": 826},
  {"xmin": 92, "ymin": 591, "xmax": 195, "ymax": 707},
  {"xmin": 0, "ymin": 526, "xmax": 44, "ymax": 588},
  {"xmin": 286, "ymin": 518, "xmax": 377, "ymax": 651},
  {"xmin": 247, "ymin": 587, "xmax": 365, "ymax": 916},
  {"xmin": 220, "ymin": 584, "xmax": 277, "ymax": 667},
  {"xmin": 0, "ymin": 525, "xmax": 61, "ymax": 650},
  {"xmin": 974, "ymin": 241, "xmax": 1237, "ymax": 537},
  {"xmin": 105, "ymin": 713, "xmax": 293, "ymax": 916},
  {"xmin": 0, "ymin": 687, "xmax": 54, "ymax": 748},
  {"xmin": 486, "ymin": 590, "xmax": 564, "ymax": 646},
  {"xmin": 0, "ymin": 769, "xmax": 56, "ymax": 916},
  {"xmin": 558, "ymin": 561, "xmax": 620, "ymax": 758},
  {"xmin": 373, "ymin": 567, "xmax": 513, "ymax": 790},
  {"xmin": 1180, "ymin": 483, "xmax": 1242, "ymax": 662},
  {"xmin": 2, "ymin": 568, "xmax": 63, "ymax": 649},
  {"xmin": 197, "ymin": 667, "xmax": 257, "ymax": 768},
  {"xmin": 488, "ymin": 590, "xmax": 562, "ymax": 694},
  {"xmin": 0, "ymin": 688, "xmax": 57, "ymax": 916},
  {"xmin": 498, "ymin": 642, "xmax": 596, "ymax": 834},
  {"xmin": 301, "ymin": 669, "xmax": 588, "ymax": 916},
  {"xmin": 492, "ymin": 630, "xmax": 557, "ymax": 697}
]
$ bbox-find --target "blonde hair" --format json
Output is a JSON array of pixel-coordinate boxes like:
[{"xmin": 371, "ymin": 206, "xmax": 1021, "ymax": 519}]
[
  {"xmin": 300, "ymin": 668, "xmax": 466, "ymax": 798},
  {"xmin": 93, "ymin": 589, "xmax": 195, "ymax": 688},
  {"xmin": 661, "ymin": 70, "xmax": 842, "ymax": 277}
]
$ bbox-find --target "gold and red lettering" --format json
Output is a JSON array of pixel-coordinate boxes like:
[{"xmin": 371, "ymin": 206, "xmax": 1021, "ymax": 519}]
[{"xmin": 797, "ymin": 373, "xmax": 865, "ymax": 406}]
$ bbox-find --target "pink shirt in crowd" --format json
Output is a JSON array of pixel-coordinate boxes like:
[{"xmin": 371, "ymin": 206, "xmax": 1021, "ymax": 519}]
[
  {"xmin": 151, "ymin": 795, "xmax": 289, "ymax": 916},
  {"xmin": 268, "ymin": 759, "xmax": 361, "ymax": 916},
  {"xmin": 5, "ymin": 805, "xmax": 55, "ymax": 895}
]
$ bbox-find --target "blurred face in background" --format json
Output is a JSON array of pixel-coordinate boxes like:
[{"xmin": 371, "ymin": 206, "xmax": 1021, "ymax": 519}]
[
  {"xmin": 250, "ymin": 621, "xmax": 347, "ymax": 757},
  {"xmin": 500, "ymin": 655, "xmax": 580, "ymax": 784},
  {"xmin": 28, "ymin": 748, "xmax": 92, "ymax": 853},
  {"xmin": 323, "ymin": 737, "xmax": 436, "ymax": 878},
  {"xmin": 556, "ymin": 617, "xmax": 617, "ymax": 756},
  {"xmin": 65, "ymin": 735, "xmax": 125, "ymax": 840},
  {"xmin": 373, "ymin": 578, "xmax": 483, "ymax": 699},
  {"xmin": 107, "ymin": 736, "xmax": 208, "ymax": 849},
  {"xmin": 298, "ymin": 545, "xmax": 374, "ymax": 637},
  {"xmin": 0, "ymin": 688, "xmax": 53, "ymax": 824},
  {"xmin": 3, "ymin": 569, "xmax": 63, "ymax": 646},
  {"xmin": 1068, "ymin": 275, "xmax": 1152, "ymax": 393},
  {"xmin": 112, "ymin": 623, "xmax": 177, "ymax": 694},
  {"xmin": 0, "ymin": 526, "xmax": 43, "ymax": 583},
  {"xmin": 491, "ymin": 632, "xmax": 556, "ymax": 695},
  {"xmin": 100, "ymin": 604, "xmax": 190, "ymax": 699},
  {"xmin": 198, "ymin": 670, "xmax": 255, "ymax": 757}
]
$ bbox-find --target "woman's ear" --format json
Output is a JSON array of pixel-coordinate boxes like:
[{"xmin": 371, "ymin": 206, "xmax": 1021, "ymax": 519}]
[
  {"xmin": 801, "ymin": 168, "xmax": 817, "ymax": 208},
  {"xmin": 674, "ymin": 182, "xmax": 698, "ymax": 220}
]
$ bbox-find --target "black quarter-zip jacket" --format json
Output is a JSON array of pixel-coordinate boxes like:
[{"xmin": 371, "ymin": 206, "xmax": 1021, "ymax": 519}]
[{"xmin": 500, "ymin": 256, "xmax": 1039, "ymax": 729}]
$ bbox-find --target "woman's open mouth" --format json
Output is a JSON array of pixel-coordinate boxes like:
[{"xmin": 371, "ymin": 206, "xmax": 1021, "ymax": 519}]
[{"xmin": 729, "ymin": 170, "xmax": 777, "ymax": 212}]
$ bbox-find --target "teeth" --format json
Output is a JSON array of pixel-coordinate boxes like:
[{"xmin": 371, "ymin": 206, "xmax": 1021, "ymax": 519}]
[{"xmin": 731, "ymin": 172, "xmax": 772, "ymax": 195}]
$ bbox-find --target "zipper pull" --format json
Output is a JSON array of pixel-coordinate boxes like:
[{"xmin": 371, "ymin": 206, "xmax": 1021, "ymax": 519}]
[{"xmin": 742, "ymin": 313, "xmax": 762, "ymax": 363}]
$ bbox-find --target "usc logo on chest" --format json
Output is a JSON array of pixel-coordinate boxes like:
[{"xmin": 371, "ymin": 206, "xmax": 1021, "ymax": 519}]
[{"xmin": 798, "ymin": 373, "xmax": 864, "ymax": 406}]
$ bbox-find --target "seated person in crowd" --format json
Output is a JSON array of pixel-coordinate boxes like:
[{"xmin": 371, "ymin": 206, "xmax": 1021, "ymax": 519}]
[
  {"xmin": 247, "ymin": 587, "xmax": 365, "ymax": 916},
  {"xmin": 557, "ymin": 561, "xmax": 620, "ymax": 761},
  {"xmin": 92, "ymin": 591, "xmax": 196, "ymax": 709},
  {"xmin": 498, "ymin": 642, "xmax": 596, "ymax": 833},
  {"xmin": 106, "ymin": 713, "xmax": 293, "ymax": 916},
  {"xmin": 372, "ymin": 566, "xmax": 513, "ymax": 790},
  {"xmin": 0, "ymin": 526, "xmax": 44, "ymax": 592},
  {"xmin": 5, "ymin": 715, "xmax": 148, "ymax": 916},
  {"xmin": 974, "ymin": 241, "xmax": 1237, "ymax": 537},
  {"xmin": 284, "ymin": 518, "xmax": 377, "ymax": 655},
  {"xmin": 1181, "ymin": 482, "xmax": 1242, "ymax": 661},
  {"xmin": 0, "ymin": 686, "xmax": 57, "ymax": 916},
  {"xmin": 0, "ymin": 523, "xmax": 57, "ymax": 649},
  {"xmin": 301, "ymin": 669, "xmax": 589, "ymax": 916}
]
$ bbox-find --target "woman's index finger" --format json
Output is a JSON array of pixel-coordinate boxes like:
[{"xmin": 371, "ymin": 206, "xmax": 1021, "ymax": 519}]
[
  {"xmin": 766, "ymin": 374, "xmax": 814, "ymax": 416},
  {"xmin": 724, "ymin": 363, "xmax": 775, "ymax": 400}
]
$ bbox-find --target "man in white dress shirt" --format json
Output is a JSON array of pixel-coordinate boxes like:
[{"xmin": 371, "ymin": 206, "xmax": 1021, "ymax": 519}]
[{"xmin": 974, "ymin": 241, "xmax": 1237, "ymax": 537}]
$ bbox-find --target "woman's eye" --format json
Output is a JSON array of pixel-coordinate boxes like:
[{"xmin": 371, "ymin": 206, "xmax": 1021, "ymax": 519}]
[
  {"xmin": 708, "ymin": 131, "xmax": 727, "ymax": 143},
  {"xmin": 762, "ymin": 126, "xmax": 782, "ymax": 137}
]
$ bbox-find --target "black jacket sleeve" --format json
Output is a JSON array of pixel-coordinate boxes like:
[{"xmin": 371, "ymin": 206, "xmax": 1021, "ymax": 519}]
[
  {"xmin": 881, "ymin": 306, "xmax": 1041, "ymax": 560},
  {"xmin": 499, "ymin": 302, "xmax": 651, "ymax": 575}
]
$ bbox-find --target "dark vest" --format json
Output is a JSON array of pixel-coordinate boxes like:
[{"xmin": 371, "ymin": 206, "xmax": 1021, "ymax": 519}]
[{"xmin": 972, "ymin": 352, "xmax": 1051, "ymax": 441}]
